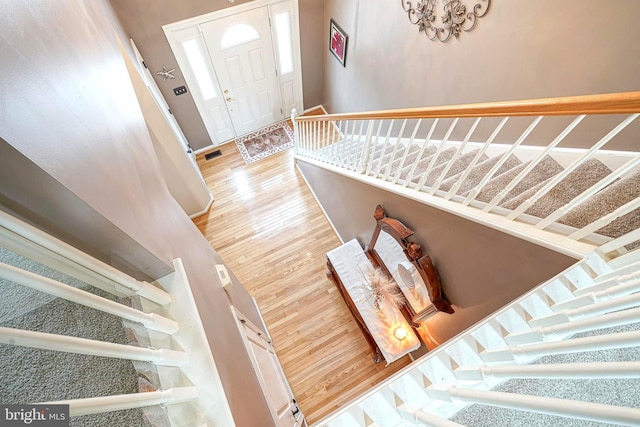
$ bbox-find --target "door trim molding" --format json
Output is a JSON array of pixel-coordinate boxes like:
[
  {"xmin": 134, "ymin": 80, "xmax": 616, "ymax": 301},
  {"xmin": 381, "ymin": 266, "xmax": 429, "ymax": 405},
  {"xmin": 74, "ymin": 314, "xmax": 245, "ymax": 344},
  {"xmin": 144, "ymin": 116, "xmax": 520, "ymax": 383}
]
[
  {"xmin": 231, "ymin": 305, "xmax": 302, "ymax": 426},
  {"xmin": 164, "ymin": 0, "xmax": 286, "ymax": 32},
  {"xmin": 163, "ymin": 0, "xmax": 304, "ymax": 148}
]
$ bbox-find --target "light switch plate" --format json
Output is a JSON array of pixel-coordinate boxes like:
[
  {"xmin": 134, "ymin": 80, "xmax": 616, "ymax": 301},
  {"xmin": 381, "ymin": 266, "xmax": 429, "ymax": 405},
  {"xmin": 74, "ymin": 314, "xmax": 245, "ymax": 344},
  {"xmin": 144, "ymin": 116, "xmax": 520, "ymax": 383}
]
[
  {"xmin": 173, "ymin": 86, "xmax": 188, "ymax": 96},
  {"xmin": 215, "ymin": 264, "xmax": 232, "ymax": 289}
]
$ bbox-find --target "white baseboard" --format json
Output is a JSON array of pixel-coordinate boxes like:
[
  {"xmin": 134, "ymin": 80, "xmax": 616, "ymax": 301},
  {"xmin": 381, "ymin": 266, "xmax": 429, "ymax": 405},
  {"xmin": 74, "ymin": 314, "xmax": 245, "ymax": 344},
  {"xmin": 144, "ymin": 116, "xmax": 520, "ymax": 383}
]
[
  {"xmin": 194, "ymin": 145, "xmax": 217, "ymax": 155},
  {"xmin": 189, "ymin": 192, "xmax": 214, "ymax": 219},
  {"xmin": 303, "ymin": 104, "xmax": 328, "ymax": 115},
  {"xmin": 294, "ymin": 162, "xmax": 344, "ymax": 244}
]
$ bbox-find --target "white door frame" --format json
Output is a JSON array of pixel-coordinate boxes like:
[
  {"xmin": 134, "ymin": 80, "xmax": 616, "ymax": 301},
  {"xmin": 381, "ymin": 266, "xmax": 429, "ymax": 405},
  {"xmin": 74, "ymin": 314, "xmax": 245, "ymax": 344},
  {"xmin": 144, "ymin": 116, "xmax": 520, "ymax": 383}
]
[
  {"xmin": 231, "ymin": 306, "xmax": 305, "ymax": 427},
  {"xmin": 163, "ymin": 0, "xmax": 304, "ymax": 148},
  {"xmin": 130, "ymin": 39, "xmax": 198, "ymax": 164}
]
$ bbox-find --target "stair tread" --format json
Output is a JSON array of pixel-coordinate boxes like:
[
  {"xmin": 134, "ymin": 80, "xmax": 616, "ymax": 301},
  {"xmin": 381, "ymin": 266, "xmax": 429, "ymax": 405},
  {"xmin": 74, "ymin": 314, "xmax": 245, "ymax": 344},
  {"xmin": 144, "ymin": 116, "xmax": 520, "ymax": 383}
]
[
  {"xmin": 501, "ymin": 158, "xmax": 613, "ymax": 217},
  {"xmin": 406, "ymin": 147, "xmax": 458, "ymax": 183},
  {"xmin": 423, "ymin": 149, "xmax": 487, "ymax": 190},
  {"xmin": 441, "ymin": 153, "xmax": 522, "ymax": 195},
  {"xmin": 394, "ymin": 145, "xmax": 438, "ymax": 180},
  {"xmin": 558, "ymin": 169, "xmax": 640, "ymax": 242},
  {"xmin": 472, "ymin": 156, "xmax": 564, "ymax": 204}
]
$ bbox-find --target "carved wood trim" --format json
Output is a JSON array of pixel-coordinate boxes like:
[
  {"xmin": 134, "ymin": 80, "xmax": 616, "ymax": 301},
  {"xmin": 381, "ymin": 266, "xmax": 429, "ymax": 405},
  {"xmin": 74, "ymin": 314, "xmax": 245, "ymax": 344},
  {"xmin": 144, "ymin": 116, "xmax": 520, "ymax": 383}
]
[{"xmin": 368, "ymin": 205, "xmax": 454, "ymax": 318}]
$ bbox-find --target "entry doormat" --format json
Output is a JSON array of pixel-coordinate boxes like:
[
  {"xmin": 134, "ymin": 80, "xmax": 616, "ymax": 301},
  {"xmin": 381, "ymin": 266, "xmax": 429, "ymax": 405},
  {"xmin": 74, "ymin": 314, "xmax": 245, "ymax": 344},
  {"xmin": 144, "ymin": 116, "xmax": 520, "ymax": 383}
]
[{"xmin": 235, "ymin": 121, "xmax": 294, "ymax": 164}]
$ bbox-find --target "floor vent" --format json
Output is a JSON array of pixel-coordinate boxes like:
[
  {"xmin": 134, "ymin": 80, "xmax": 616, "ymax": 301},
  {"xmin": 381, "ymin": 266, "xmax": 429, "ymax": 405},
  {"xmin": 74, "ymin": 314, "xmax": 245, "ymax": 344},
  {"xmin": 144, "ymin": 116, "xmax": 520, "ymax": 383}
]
[{"xmin": 205, "ymin": 149, "xmax": 222, "ymax": 160}]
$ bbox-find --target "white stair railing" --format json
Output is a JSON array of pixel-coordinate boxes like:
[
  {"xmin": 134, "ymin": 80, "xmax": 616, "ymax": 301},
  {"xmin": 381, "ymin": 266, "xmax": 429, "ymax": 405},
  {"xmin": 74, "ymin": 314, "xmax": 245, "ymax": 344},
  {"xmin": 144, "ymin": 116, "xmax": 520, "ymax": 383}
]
[
  {"xmin": 426, "ymin": 386, "xmax": 640, "ymax": 427},
  {"xmin": 293, "ymin": 91, "xmax": 640, "ymax": 259},
  {"xmin": 0, "ymin": 261, "xmax": 178, "ymax": 333},
  {"xmin": 0, "ymin": 326, "xmax": 188, "ymax": 365},
  {"xmin": 0, "ymin": 209, "xmax": 171, "ymax": 305},
  {"xmin": 314, "ymin": 228, "xmax": 640, "ymax": 427},
  {"xmin": 43, "ymin": 387, "xmax": 199, "ymax": 417},
  {"xmin": 0, "ymin": 210, "xmax": 233, "ymax": 426}
]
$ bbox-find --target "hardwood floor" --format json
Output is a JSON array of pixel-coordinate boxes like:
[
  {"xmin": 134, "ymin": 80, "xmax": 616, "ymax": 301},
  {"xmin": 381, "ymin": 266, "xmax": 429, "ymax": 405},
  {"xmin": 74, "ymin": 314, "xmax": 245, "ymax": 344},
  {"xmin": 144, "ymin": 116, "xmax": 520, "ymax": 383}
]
[{"xmin": 193, "ymin": 116, "xmax": 411, "ymax": 424}]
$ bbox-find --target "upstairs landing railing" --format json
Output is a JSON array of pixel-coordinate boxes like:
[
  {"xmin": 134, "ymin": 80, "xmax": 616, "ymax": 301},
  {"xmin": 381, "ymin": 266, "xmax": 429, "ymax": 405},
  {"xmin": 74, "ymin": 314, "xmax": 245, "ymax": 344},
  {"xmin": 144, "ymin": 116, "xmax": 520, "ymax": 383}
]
[
  {"xmin": 313, "ymin": 220, "xmax": 640, "ymax": 427},
  {"xmin": 0, "ymin": 209, "xmax": 232, "ymax": 426},
  {"xmin": 292, "ymin": 92, "xmax": 640, "ymax": 259}
]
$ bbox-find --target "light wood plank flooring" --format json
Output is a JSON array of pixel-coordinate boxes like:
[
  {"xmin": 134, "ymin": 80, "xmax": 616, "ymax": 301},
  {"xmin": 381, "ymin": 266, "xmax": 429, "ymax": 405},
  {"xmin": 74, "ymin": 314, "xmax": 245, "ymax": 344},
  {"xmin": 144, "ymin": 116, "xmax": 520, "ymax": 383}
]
[{"xmin": 193, "ymin": 115, "xmax": 411, "ymax": 424}]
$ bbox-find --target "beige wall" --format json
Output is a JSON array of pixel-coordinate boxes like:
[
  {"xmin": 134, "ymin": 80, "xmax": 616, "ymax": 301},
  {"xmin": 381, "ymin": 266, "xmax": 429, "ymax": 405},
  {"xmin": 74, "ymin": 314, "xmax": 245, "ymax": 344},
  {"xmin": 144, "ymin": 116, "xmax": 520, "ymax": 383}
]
[
  {"xmin": 296, "ymin": 161, "xmax": 575, "ymax": 345},
  {"xmin": 0, "ymin": 1, "xmax": 274, "ymax": 425},
  {"xmin": 322, "ymin": 1, "xmax": 640, "ymax": 113},
  {"xmin": 109, "ymin": 0, "xmax": 325, "ymax": 151}
]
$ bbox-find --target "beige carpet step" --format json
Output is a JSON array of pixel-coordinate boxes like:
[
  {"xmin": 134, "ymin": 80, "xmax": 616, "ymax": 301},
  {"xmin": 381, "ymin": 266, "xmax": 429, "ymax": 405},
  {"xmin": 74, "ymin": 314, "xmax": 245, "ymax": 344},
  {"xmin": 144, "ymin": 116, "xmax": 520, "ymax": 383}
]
[
  {"xmin": 401, "ymin": 147, "xmax": 457, "ymax": 183},
  {"xmin": 501, "ymin": 158, "xmax": 613, "ymax": 217},
  {"xmin": 420, "ymin": 149, "xmax": 487, "ymax": 191},
  {"xmin": 392, "ymin": 145, "xmax": 438, "ymax": 180},
  {"xmin": 441, "ymin": 154, "xmax": 522, "ymax": 195},
  {"xmin": 558, "ymin": 169, "xmax": 640, "ymax": 240},
  {"xmin": 379, "ymin": 143, "xmax": 422, "ymax": 169},
  {"xmin": 471, "ymin": 156, "xmax": 564, "ymax": 204}
]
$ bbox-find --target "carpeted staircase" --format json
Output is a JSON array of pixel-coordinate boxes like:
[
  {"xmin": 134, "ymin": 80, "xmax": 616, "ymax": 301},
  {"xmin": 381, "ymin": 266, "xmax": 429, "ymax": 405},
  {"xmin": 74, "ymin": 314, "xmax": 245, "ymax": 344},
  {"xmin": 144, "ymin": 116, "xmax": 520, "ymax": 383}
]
[
  {"xmin": 317, "ymin": 137, "xmax": 640, "ymax": 247},
  {"xmin": 0, "ymin": 247, "xmax": 170, "ymax": 427},
  {"xmin": 305, "ymin": 132, "xmax": 640, "ymax": 426},
  {"xmin": 451, "ymin": 323, "xmax": 640, "ymax": 426}
]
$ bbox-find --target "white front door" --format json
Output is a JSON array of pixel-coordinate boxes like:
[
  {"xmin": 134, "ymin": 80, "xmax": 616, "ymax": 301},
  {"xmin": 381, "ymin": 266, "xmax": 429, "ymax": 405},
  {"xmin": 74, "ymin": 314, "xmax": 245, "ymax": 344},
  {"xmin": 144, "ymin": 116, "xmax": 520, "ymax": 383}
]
[
  {"xmin": 237, "ymin": 312, "xmax": 304, "ymax": 427},
  {"xmin": 201, "ymin": 7, "xmax": 284, "ymax": 136}
]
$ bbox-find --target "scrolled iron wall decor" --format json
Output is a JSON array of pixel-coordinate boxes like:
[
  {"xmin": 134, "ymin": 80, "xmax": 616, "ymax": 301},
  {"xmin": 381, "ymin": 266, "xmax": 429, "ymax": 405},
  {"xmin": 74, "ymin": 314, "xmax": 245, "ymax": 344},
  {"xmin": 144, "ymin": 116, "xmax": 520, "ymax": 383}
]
[{"xmin": 401, "ymin": 0, "xmax": 490, "ymax": 42}]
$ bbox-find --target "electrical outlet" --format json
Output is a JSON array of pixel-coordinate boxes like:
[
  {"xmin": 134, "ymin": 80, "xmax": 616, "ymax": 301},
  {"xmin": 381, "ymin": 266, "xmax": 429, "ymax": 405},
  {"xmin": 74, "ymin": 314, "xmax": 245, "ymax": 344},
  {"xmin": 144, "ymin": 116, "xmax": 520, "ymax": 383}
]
[{"xmin": 173, "ymin": 86, "xmax": 187, "ymax": 96}]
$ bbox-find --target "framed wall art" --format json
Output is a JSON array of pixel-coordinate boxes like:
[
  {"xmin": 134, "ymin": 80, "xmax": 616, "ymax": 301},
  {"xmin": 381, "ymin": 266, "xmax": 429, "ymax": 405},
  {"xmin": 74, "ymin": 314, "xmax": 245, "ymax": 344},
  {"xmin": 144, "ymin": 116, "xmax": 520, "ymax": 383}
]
[{"xmin": 329, "ymin": 19, "xmax": 348, "ymax": 67}]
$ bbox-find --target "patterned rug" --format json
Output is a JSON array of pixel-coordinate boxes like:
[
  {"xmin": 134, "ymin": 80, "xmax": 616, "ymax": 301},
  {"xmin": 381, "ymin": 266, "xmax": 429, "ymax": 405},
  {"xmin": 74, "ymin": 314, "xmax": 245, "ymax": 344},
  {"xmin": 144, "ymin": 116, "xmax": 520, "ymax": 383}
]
[{"xmin": 235, "ymin": 121, "xmax": 294, "ymax": 164}]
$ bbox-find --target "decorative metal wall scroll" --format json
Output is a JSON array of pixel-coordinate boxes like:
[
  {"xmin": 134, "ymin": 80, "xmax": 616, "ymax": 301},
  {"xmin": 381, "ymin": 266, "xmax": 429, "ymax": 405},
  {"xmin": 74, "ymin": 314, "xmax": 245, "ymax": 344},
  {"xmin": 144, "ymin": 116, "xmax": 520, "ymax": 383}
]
[
  {"xmin": 156, "ymin": 65, "xmax": 176, "ymax": 81},
  {"xmin": 401, "ymin": 0, "xmax": 490, "ymax": 42}
]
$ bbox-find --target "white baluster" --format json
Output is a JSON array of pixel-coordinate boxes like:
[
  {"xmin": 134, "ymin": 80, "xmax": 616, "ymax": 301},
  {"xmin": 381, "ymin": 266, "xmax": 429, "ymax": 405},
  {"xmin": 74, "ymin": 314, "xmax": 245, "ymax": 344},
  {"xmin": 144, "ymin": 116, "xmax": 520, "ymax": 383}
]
[
  {"xmin": 331, "ymin": 120, "xmax": 342, "ymax": 165},
  {"xmin": 42, "ymin": 387, "xmax": 198, "ymax": 417},
  {"xmin": 291, "ymin": 109, "xmax": 299, "ymax": 154},
  {"xmin": 608, "ymin": 248, "xmax": 640, "ymax": 270},
  {"xmin": 536, "ymin": 154, "xmax": 640, "ymax": 231},
  {"xmin": 0, "ymin": 261, "xmax": 178, "ymax": 334},
  {"xmin": 0, "ymin": 326, "xmax": 187, "ymax": 366},
  {"xmin": 365, "ymin": 121, "xmax": 384, "ymax": 175},
  {"xmin": 530, "ymin": 292, "xmax": 640, "ymax": 328},
  {"xmin": 427, "ymin": 385, "xmax": 640, "ymax": 426},
  {"xmin": 374, "ymin": 120, "xmax": 395, "ymax": 177},
  {"xmin": 398, "ymin": 403, "xmax": 465, "ymax": 427},
  {"xmin": 0, "ymin": 211, "xmax": 171, "ymax": 305},
  {"xmin": 552, "ymin": 271, "xmax": 640, "ymax": 311},
  {"xmin": 456, "ymin": 361, "xmax": 640, "ymax": 381},
  {"xmin": 569, "ymin": 196, "xmax": 640, "ymax": 241},
  {"xmin": 358, "ymin": 120, "xmax": 375, "ymax": 174},
  {"xmin": 506, "ymin": 305, "xmax": 640, "ymax": 345},
  {"xmin": 464, "ymin": 116, "xmax": 544, "ymax": 207},
  {"xmin": 509, "ymin": 113, "xmax": 639, "ymax": 220},
  {"xmin": 415, "ymin": 118, "xmax": 459, "ymax": 191},
  {"xmin": 483, "ymin": 115, "xmax": 585, "ymax": 212},
  {"xmin": 391, "ymin": 119, "xmax": 423, "ymax": 184},
  {"xmin": 598, "ymin": 227, "xmax": 640, "ymax": 255},
  {"xmin": 430, "ymin": 117, "xmax": 481, "ymax": 195},
  {"xmin": 403, "ymin": 118, "xmax": 439, "ymax": 187},
  {"xmin": 445, "ymin": 117, "xmax": 509, "ymax": 200},
  {"xmin": 381, "ymin": 119, "xmax": 408, "ymax": 180},
  {"xmin": 481, "ymin": 330, "xmax": 640, "ymax": 363}
]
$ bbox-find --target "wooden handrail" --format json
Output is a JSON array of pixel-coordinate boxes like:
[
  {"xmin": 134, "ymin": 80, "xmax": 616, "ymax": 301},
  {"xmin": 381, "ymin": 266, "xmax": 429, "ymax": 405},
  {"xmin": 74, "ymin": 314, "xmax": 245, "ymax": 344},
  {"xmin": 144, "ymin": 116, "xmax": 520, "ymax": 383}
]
[{"xmin": 295, "ymin": 91, "xmax": 640, "ymax": 122}]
